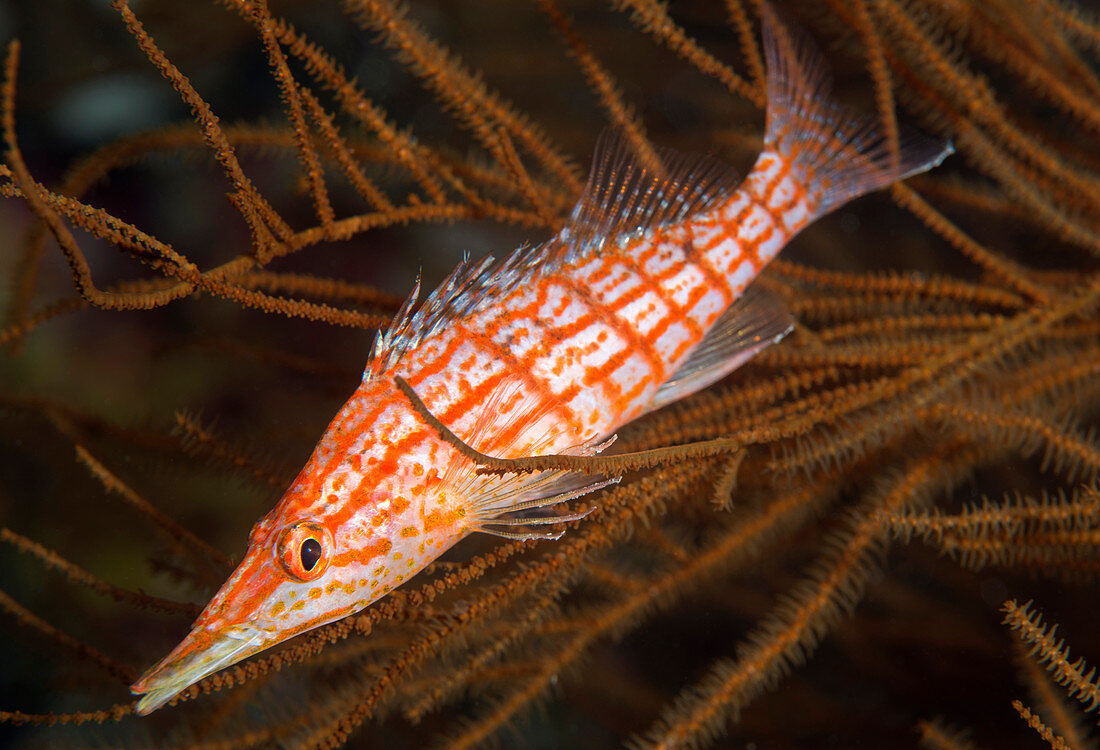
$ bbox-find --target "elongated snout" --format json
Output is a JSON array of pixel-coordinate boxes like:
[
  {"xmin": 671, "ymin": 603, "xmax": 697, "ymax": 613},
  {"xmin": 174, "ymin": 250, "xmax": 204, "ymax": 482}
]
[{"xmin": 131, "ymin": 623, "xmax": 266, "ymax": 714}]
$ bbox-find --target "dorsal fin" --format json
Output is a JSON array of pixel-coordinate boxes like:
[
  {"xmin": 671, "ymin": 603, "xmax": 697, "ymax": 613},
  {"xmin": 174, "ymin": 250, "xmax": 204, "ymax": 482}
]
[
  {"xmin": 365, "ymin": 132, "xmax": 743, "ymax": 381},
  {"xmin": 562, "ymin": 129, "xmax": 741, "ymax": 255},
  {"xmin": 648, "ymin": 284, "xmax": 793, "ymax": 413},
  {"xmin": 364, "ymin": 246, "xmax": 548, "ymax": 381}
]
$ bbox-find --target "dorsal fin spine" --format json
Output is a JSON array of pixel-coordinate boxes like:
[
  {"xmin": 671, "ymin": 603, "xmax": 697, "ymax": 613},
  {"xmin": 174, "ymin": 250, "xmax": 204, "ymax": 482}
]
[{"xmin": 562, "ymin": 130, "xmax": 743, "ymax": 260}]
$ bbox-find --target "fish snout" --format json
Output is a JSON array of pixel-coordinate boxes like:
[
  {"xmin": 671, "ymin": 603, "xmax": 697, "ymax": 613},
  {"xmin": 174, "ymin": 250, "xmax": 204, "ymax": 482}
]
[{"xmin": 130, "ymin": 623, "xmax": 265, "ymax": 715}]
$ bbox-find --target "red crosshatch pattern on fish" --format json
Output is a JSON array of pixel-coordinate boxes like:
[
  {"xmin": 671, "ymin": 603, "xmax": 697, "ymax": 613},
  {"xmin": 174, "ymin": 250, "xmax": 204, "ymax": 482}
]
[{"xmin": 131, "ymin": 6, "xmax": 952, "ymax": 714}]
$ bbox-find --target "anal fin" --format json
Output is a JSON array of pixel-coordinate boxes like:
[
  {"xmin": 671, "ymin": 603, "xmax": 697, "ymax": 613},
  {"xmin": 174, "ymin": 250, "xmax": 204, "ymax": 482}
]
[{"xmin": 649, "ymin": 284, "xmax": 793, "ymax": 413}]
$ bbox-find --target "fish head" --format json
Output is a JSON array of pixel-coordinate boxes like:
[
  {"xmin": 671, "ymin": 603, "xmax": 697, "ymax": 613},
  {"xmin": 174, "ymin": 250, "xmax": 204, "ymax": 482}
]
[
  {"xmin": 130, "ymin": 501, "xmax": 368, "ymax": 714},
  {"xmin": 131, "ymin": 381, "xmax": 472, "ymax": 715}
]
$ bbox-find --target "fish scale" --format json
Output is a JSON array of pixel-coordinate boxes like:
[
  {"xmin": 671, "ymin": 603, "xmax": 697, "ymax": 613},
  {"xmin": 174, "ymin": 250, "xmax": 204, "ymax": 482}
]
[{"xmin": 130, "ymin": 6, "xmax": 954, "ymax": 714}]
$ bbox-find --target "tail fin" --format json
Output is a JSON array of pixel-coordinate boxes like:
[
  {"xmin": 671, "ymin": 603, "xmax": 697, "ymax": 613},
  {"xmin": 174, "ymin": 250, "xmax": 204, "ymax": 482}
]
[{"xmin": 759, "ymin": 4, "xmax": 952, "ymax": 217}]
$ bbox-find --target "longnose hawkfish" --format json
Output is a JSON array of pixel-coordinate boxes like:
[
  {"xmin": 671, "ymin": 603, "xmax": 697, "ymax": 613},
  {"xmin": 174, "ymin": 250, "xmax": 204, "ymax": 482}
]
[{"xmin": 132, "ymin": 6, "xmax": 951, "ymax": 713}]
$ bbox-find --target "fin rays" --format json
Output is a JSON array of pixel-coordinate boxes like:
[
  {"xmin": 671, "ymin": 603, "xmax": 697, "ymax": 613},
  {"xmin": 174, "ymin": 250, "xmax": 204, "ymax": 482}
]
[
  {"xmin": 365, "ymin": 134, "xmax": 746, "ymax": 382},
  {"xmin": 649, "ymin": 284, "xmax": 794, "ymax": 413},
  {"xmin": 396, "ymin": 375, "xmax": 619, "ymax": 543},
  {"xmin": 564, "ymin": 130, "xmax": 742, "ymax": 255},
  {"xmin": 759, "ymin": 5, "xmax": 953, "ymax": 217}
]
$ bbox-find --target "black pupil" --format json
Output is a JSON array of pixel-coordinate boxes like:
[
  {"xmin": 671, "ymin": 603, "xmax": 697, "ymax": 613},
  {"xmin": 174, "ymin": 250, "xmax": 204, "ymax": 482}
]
[{"xmin": 300, "ymin": 538, "xmax": 323, "ymax": 572}]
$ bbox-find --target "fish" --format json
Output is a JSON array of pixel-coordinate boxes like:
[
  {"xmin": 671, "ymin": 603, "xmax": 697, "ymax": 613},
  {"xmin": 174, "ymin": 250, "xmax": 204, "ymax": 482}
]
[{"xmin": 131, "ymin": 6, "xmax": 952, "ymax": 714}]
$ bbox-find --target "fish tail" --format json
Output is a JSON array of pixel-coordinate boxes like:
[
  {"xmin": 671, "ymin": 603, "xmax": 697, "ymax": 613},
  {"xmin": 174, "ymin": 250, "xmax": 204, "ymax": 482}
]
[{"xmin": 756, "ymin": 4, "xmax": 952, "ymax": 220}]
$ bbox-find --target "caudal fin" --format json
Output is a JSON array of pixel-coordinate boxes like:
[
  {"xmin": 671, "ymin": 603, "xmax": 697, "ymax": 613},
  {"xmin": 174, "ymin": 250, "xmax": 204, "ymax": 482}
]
[{"xmin": 760, "ymin": 4, "xmax": 952, "ymax": 217}]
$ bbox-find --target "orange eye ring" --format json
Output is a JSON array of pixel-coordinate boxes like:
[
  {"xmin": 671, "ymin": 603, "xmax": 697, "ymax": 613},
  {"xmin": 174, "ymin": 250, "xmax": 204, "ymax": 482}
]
[{"xmin": 276, "ymin": 521, "xmax": 333, "ymax": 582}]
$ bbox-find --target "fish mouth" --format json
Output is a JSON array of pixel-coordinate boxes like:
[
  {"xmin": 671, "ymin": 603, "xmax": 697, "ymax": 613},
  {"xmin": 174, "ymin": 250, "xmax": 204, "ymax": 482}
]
[{"xmin": 130, "ymin": 624, "xmax": 266, "ymax": 715}]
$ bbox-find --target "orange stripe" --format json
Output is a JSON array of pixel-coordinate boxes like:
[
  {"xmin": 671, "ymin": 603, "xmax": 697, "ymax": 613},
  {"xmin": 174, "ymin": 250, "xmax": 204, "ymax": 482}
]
[
  {"xmin": 763, "ymin": 156, "xmax": 793, "ymax": 198},
  {"xmin": 304, "ymin": 393, "xmax": 392, "ymax": 499},
  {"xmin": 445, "ymin": 322, "xmax": 575, "ymax": 449},
  {"xmin": 405, "ymin": 331, "xmax": 467, "ymax": 387},
  {"xmin": 583, "ymin": 254, "xmax": 619, "ymax": 286},
  {"xmin": 434, "ymin": 364, "xmax": 511, "ymax": 429},
  {"xmin": 640, "ymin": 251, "xmax": 709, "ymax": 346},
  {"xmin": 476, "ymin": 278, "xmax": 597, "ymax": 428},
  {"xmin": 753, "ymin": 192, "xmax": 788, "ymax": 238},
  {"xmin": 735, "ymin": 195, "xmax": 788, "ymax": 273},
  {"xmin": 603, "ymin": 240, "xmax": 683, "ymax": 320},
  {"xmin": 442, "ymin": 275, "xmax": 598, "ymax": 433},
  {"xmin": 675, "ymin": 282, "xmax": 713, "ymax": 343},
  {"xmin": 758, "ymin": 154, "xmax": 813, "ymax": 226},
  {"xmin": 584, "ymin": 345, "xmax": 630, "ymax": 391},
  {"xmin": 618, "ymin": 370, "xmax": 653, "ymax": 410},
  {"xmin": 701, "ymin": 194, "xmax": 757, "ymax": 272},
  {"xmin": 379, "ymin": 299, "xmax": 586, "ymax": 491},
  {"xmin": 336, "ymin": 428, "xmax": 431, "ymax": 529},
  {"xmin": 740, "ymin": 224, "xmax": 765, "ymax": 271},
  {"xmin": 679, "ymin": 224, "xmax": 733, "ymax": 311},
  {"xmin": 729, "ymin": 192, "xmax": 758, "ymax": 227},
  {"xmin": 647, "ymin": 252, "xmax": 706, "ymax": 341},
  {"xmin": 555, "ymin": 272, "xmax": 667, "ymax": 389},
  {"xmin": 509, "ymin": 281, "xmax": 611, "ymax": 408}
]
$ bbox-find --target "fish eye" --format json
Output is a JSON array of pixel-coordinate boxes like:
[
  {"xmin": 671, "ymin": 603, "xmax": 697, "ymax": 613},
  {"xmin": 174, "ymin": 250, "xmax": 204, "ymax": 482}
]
[
  {"xmin": 276, "ymin": 521, "xmax": 332, "ymax": 582},
  {"xmin": 300, "ymin": 537, "xmax": 322, "ymax": 572}
]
